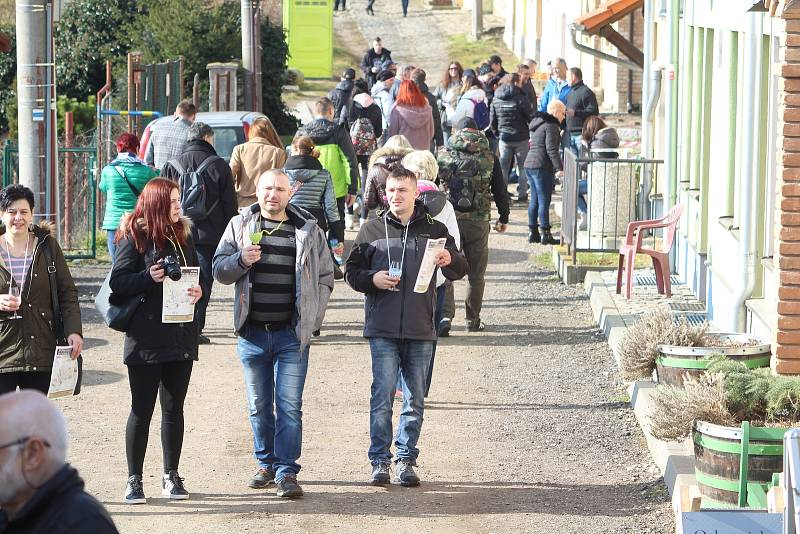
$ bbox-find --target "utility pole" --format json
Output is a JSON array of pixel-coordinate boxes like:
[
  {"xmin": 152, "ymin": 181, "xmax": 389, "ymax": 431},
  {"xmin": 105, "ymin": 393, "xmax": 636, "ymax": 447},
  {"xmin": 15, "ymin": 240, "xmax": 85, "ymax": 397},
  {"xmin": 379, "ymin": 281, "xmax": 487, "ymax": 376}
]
[
  {"xmin": 241, "ymin": 0, "xmax": 262, "ymax": 112},
  {"xmin": 471, "ymin": 0, "xmax": 483, "ymax": 41},
  {"xmin": 16, "ymin": 0, "xmax": 56, "ymax": 218}
]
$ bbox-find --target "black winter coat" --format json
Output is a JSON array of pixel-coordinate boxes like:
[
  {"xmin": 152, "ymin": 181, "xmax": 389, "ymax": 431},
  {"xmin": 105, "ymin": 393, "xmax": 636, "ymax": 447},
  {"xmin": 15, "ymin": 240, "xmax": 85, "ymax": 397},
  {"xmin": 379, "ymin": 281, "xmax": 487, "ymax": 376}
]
[
  {"xmin": 565, "ymin": 80, "xmax": 599, "ymax": 134},
  {"xmin": 346, "ymin": 100, "xmax": 384, "ymax": 140},
  {"xmin": 329, "ymin": 79, "xmax": 354, "ymax": 125},
  {"xmin": 360, "ymin": 48, "xmax": 393, "ymax": 84},
  {"xmin": 489, "ymin": 84, "xmax": 532, "ymax": 142},
  {"xmin": 109, "ymin": 216, "xmax": 199, "ymax": 366},
  {"xmin": 161, "ymin": 139, "xmax": 238, "ymax": 247},
  {"xmin": 0, "ymin": 465, "xmax": 118, "ymax": 534},
  {"xmin": 524, "ymin": 113, "xmax": 563, "ymax": 173},
  {"xmin": 345, "ymin": 203, "xmax": 468, "ymax": 341},
  {"xmin": 417, "ymin": 81, "xmax": 445, "ymax": 148}
]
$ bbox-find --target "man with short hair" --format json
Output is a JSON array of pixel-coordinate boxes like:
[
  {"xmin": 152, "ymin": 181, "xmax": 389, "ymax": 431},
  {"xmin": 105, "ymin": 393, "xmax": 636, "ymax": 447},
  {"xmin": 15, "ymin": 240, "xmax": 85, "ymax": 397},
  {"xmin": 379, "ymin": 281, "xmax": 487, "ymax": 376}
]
[
  {"xmin": 213, "ymin": 170, "xmax": 334, "ymax": 499},
  {"xmin": 410, "ymin": 68, "xmax": 444, "ymax": 151},
  {"xmin": 371, "ymin": 70, "xmax": 396, "ymax": 134},
  {"xmin": 346, "ymin": 167, "xmax": 467, "ymax": 487},
  {"xmin": 360, "ymin": 37, "xmax": 393, "ymax": 88},
  {"xmin": 297, "ymin": 98, "xmax": 360, "ymax": 230},
  {"xmin": 565, "ymin": 67, "xmax": 599, "ymax": 154},
  {"xmin": 538, "ymin": 57, "xmax": 571, "ymax": 113},
  {"xmin": 0, "ymin": 390, "xmax": 118, "ymax": 533},
  {"xmin": 516, "ymin": 63, "xmax": 537, "ymax": 113},
  {"xmin": 437, "ymin": 117, "xmax": 509, "ymax": 333},
  {"xmin": 329, "ymin": 68, "xmax": 356, "ymax": 125},
  {"xmin": 145, "ymin": 100, "xmax": 197, "ymax": 170},
  {"xmin": 488, "ymin": 55, "xmax": 507, "ymax": 79},
  {"xmin": 162, "ymin": 122, "xmax": 237, "ymax": 345},
  {"xmin": 525, "ymin": 58, "xmax": 538, "ymax": 75}
]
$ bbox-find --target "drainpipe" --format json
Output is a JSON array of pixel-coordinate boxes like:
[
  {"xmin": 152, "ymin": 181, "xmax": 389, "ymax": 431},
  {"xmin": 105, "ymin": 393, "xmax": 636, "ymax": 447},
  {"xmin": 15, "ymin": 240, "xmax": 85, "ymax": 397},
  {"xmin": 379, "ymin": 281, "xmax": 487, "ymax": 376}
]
[
  {"xmin": 641, "ymin": 0, "xmax": 654, "ymax": 156},
  {"xmin": 569, "ymin": 25, "xmax": 643, "ymax": 72},
  {"xmin": 731, "ymin": 11, "xmax": 763, "ymax": 333},
  {"xmin": 639, "ymin": 66, "xmax": 662, "ymax": 220},
  {"xmin": 663, "ymin": 0, "xmax": 679, "ymax": 275}
]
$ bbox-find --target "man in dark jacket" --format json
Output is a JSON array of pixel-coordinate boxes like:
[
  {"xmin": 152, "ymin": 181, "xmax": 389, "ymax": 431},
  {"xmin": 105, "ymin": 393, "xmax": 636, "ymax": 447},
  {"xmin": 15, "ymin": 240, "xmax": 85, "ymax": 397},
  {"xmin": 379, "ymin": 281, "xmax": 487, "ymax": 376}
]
[
  {"xmin": 565, "ymin": 67, "xmax": 599, "ymax": 154},
  {"xmin": 0, "ymin": 390, "xmax": 118, "ymax": 534},
  {"xmin": 162, "ymin": 122, "xmax": 237, "ymax": 344},
  {"xmin": 345, "ymin": 167, "xmax": 467, "ymax": 487},
  {"xmin": 437, "ymin": 117, "xmax": 509, "ymax": 333},
  {"xmin": 328, "ymin": 68, "xmax": 356, "ymax": 125},
  {"xmin": 410, "ymin": 68, "xmax": 444, "ymax": 151},
  {"xmin": 360, "ymin": 37, "xmax": 393, "ymax": 89},
  {"xmin": 490, "ymin": 76, "xmax": 532, "ymax": 202}
]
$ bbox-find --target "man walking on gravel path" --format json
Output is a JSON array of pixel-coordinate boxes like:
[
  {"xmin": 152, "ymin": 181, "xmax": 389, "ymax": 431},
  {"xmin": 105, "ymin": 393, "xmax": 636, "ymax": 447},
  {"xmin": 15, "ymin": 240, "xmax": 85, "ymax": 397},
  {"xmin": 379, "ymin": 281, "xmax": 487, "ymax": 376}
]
[
  {"xmin": 345, "ymin": 167, "xmax": 467, "ymax": 487},
  {"xmin": 212, "ymin": 170, "xmax": 334, "ymax": 499}
]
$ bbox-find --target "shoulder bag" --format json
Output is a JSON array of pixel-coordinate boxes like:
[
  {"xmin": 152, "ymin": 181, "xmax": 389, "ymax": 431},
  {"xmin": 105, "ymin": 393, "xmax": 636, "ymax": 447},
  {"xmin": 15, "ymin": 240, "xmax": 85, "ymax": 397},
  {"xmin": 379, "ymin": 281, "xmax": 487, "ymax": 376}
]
[
  {"xmin": 41, "ymin": 239, "xmax": 83, "ymax": 395},
  {"xmin": 93, "ymin": 269, "xmax": 145, "ymax": 333}
]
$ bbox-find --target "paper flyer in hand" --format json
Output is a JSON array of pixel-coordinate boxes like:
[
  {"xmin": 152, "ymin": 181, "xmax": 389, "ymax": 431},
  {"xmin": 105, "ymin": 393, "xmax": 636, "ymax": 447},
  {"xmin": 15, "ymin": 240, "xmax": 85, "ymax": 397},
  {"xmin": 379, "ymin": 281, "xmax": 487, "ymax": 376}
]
[
  {"xmin": 162, "ymin": 267, "xmax": 200, "ymax": 323},
  {"xmin": 47, "ymin": 346, "xmax": 78, "ymax": 399},
  {"xmin": 413, "ymin": 238, "xmax": 447, "ymax": 293}
]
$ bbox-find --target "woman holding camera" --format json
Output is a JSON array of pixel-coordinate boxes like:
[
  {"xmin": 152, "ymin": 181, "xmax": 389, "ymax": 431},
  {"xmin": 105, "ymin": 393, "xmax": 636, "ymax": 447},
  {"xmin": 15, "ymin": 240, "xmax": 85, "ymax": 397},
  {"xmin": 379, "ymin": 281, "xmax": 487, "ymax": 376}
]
[{"xmin": 110, "ymin": 178, "xmax": 202, "ymax": 505}]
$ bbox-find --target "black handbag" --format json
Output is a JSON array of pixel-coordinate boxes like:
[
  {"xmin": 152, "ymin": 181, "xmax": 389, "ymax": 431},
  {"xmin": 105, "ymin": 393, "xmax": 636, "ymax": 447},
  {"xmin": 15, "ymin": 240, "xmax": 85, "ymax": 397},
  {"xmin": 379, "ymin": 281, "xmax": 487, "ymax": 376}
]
[
  {"xmin": 93, "ymin": 270, "xmax": 145, "ymax": 333},
  {"xmin": 41, "ymin": 240, "xmax": 83, "ymax": 395}
]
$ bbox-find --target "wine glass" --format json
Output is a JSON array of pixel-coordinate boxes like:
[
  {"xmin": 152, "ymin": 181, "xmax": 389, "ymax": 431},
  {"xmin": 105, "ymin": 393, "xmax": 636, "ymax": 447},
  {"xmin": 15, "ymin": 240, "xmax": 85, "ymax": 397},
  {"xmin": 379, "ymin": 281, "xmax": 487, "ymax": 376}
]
[
  {"xmin": 8, "ymin": 284, "xmax": 21, "ymax": 320},
  {"xmin": 387, "ymin": 261, "xmax": 402, "ymax": 292}
]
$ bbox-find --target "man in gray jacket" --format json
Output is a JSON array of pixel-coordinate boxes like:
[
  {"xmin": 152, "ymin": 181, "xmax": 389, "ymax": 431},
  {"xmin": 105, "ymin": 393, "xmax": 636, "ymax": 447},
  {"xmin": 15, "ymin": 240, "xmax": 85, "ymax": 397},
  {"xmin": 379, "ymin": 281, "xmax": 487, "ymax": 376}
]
[{"xmin": 212, "ymin": 169, "xmax": 334, "ymax": 500}]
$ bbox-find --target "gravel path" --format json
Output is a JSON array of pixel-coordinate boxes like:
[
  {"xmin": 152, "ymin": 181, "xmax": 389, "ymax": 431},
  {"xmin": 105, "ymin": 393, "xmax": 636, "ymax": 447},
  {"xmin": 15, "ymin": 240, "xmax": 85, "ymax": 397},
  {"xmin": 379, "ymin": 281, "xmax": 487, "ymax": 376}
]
[{"xmin": 60, "ymin": 198, "xmax": 673, "ymax": 533}]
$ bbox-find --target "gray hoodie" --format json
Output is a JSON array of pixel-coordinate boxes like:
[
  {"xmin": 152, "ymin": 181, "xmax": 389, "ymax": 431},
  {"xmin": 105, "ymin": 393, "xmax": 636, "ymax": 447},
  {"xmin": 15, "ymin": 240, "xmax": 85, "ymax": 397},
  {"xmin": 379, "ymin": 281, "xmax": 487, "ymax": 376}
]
[{"xmin": 212, "ymin": 203, "xmax": 334, "ymax": 351}]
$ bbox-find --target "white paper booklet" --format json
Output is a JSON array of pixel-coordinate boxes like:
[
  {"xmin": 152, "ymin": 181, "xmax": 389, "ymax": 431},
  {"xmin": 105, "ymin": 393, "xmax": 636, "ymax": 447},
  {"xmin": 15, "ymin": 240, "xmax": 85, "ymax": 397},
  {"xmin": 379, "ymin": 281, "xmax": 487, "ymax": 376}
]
[
  {"xmin": 162, "ymin": 267, "xmax": 200, "ymax": 323},
  {"xmin": 413, "ymin": 238, "xmax": 447, "ymax": 293},
  {"xmin": 47, "ymin": 346, "xmax": 78, "ymax": 399}
]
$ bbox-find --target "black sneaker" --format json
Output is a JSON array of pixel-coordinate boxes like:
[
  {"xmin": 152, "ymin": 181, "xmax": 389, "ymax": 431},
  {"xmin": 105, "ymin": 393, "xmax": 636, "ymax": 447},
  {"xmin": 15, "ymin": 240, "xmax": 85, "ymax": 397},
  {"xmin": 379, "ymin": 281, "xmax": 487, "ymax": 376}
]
[
  {"xmin": 517, "ymin": 195, "xmax": 529, "ymax": 203},
  {"xmin": 371, "ymin": 463, "xmax": 391, "ymax": 485},
  {"xmin": 198, "ymin": 334, "xmax": 211, "ymax": 345},
  {"xmin": 437, "ymin": 318, "xmax": 451, "ymax": 337},
  {"xmin": 162, "ymin": 470, "xmax": 189, "ymax": 500},
  {"xmin": 248, "ymin": 467, "xmax": 276, "ymax": 489},
  {"xmin": 276, "ymin": 474, "xmax": 304, "ymax": 498},
  {"xmin": 528, "ymin": 228, "xmax": 540, "ymax": 244},
  {"xmin": 466, "ymin": 320, "xmax": 486, "ymax": 332},
  {"xmin": 124, "ymin": 475, "xmax": 146, "ymax": 504},
  {"xmin": 394, "ymin": 460, "xmax": 420, "ymax": 487},
  {"xmin": 334, "ymin": 264, "xmax": 344, "ymax": 281}
]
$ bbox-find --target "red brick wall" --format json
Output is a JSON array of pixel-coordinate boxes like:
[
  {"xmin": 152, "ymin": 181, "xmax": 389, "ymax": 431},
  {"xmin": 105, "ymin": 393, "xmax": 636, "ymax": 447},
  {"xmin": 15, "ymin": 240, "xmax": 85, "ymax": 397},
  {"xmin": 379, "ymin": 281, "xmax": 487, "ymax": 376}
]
[{"xmin": 614, "ymin": 8, "xmax": 644, "ymax": 112}]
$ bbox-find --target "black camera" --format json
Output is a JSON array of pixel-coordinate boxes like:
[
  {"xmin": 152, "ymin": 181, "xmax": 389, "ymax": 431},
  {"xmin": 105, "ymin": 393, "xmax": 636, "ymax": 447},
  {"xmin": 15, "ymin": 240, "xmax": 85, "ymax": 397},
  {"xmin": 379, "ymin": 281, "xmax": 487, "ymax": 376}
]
[{"xmin": 160, "ymin": 255, "xmax": 182, "ymax": 281}]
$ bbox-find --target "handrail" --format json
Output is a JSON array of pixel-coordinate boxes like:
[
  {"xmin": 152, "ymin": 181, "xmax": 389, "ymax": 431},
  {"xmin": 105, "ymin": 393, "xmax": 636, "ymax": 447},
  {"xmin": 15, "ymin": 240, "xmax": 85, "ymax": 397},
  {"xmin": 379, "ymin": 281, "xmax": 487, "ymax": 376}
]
[{"xmin": 784, "ymin": 429, "xmax": 800, "ymax": 533}]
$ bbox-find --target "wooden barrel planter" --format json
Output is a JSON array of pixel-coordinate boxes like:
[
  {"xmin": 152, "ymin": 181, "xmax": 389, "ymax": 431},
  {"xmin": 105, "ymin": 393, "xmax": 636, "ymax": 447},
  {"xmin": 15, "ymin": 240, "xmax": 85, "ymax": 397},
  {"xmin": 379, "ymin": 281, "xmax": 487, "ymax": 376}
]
[
  {"xmin": 655, "ymin": 333, "xmax": 770, "ymax": 388},
  {"xmin": 692, "ymin": 420, "xmax": 787, "ymax": 508}
]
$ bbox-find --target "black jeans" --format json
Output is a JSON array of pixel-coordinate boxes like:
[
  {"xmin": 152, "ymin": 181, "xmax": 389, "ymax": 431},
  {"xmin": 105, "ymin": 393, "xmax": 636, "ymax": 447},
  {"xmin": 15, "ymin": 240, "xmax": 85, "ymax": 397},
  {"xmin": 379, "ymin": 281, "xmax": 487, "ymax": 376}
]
[
  {"xmin": 126, "ymin": 361, "xmax": 193, "ymax": 476},
  {"xmin": 194, "ymin": 244, "xmax": 216, "ymax": 334},
  {"xmin": 0, "ymin": 371, "xmax": 50, "ymax": 395},
  {"xmin": 334, "ymin": 0, "xmax": 346, "ymax": 8}
]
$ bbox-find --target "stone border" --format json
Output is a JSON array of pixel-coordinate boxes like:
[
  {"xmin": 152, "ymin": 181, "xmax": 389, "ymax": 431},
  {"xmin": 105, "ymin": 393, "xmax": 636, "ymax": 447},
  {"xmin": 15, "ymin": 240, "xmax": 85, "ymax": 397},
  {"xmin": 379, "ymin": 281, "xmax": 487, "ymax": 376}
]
[{"xmin": 583, "ymin": 271, "xmax": 696, "ymax": 501}]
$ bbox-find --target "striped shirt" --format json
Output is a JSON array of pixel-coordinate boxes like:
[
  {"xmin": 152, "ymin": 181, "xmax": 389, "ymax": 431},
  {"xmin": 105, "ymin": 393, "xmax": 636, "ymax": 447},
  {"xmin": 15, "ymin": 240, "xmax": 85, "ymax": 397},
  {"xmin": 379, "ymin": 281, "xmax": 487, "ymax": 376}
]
[
  {"xmin": 6, "ymin": 252, "xmax": 32, "ymax": 288},
  {"xmin": 249, "ymin": 217, "xmax": 296, "ymax": 325}
]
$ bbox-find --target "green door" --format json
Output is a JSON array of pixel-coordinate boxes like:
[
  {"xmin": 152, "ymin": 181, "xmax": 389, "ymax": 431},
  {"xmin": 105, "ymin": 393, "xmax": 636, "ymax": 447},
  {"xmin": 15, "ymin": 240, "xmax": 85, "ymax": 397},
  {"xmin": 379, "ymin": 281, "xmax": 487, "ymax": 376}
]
[{"xmin": 284, "ymin": 0, "xmax": 333, "ymax": 78}]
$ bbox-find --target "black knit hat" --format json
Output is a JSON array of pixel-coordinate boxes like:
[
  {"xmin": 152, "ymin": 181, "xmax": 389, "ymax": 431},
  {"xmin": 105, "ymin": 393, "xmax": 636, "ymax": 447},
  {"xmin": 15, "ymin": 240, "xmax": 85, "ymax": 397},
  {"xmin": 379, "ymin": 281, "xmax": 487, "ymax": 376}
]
[{"xmin": 376, "ymin": 70, "xmax": 395, "ymax": 82}]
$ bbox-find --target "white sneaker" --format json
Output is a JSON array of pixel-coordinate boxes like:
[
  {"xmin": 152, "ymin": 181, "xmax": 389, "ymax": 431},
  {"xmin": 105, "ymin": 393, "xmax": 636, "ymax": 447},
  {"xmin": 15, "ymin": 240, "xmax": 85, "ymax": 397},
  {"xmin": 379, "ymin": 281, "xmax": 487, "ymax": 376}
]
[{"xmin": 345, "ymin": 213, "xmax": 354, "ymax": 230}]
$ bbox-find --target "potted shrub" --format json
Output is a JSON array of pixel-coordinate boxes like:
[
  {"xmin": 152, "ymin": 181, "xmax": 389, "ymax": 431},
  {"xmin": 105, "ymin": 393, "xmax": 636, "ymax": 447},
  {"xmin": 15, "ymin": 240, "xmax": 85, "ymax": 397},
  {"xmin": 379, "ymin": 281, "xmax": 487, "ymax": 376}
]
[
  {"xmin": 648, "ymin": 358, "xmax": 798, "ymax": 508},
  {"xmin": 619, "ymin": 307, "xmax": 769, "ymax": 387}
]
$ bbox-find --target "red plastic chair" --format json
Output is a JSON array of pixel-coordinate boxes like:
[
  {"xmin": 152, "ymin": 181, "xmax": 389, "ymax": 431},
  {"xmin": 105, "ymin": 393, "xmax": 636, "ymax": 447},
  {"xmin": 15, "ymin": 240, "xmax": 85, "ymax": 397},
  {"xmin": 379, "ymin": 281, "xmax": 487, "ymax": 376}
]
[{"xmin": 616, "ymin": 204, "xmax": 684, "ymax": 300}]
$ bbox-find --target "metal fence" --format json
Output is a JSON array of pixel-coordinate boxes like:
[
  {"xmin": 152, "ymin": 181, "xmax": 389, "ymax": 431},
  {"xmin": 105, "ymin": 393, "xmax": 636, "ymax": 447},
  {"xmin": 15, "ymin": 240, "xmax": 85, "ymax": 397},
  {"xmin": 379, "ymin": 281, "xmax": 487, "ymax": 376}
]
[
  {"xmin": 2, "ymin": 141, "xmax": 97, "ymax": 259},
  {"xmin": 561, "ymin": 149, "xmax": 664, "ymax": 264}
]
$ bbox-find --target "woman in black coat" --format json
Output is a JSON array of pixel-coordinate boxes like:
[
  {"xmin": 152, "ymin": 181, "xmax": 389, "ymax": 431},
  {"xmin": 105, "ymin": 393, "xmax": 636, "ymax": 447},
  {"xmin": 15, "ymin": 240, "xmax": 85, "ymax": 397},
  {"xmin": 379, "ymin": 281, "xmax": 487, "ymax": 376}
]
[
  {"xmin": 523, "ymin": 100, "xmax": 566, "ymax": 245},
  {"xmin": 110, "ymin": 178, "xmax": 202, "ymax": 505}
]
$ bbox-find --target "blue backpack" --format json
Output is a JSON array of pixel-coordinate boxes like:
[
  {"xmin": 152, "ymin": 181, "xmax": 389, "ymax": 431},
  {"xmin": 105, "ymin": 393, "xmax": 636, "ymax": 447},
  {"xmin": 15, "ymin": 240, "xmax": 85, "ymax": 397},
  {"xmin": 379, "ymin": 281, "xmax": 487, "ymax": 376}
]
[{"xmin": 470, "ymin": 98, "xmax": 490, "ymax": 130}]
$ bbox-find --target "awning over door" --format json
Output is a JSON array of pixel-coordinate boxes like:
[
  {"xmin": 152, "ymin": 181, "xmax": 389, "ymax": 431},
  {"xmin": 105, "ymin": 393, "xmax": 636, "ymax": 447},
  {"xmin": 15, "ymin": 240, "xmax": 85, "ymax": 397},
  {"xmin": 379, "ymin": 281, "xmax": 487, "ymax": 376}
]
[{"xmin": 573, "ymin": 0, "xmax": 644, "ymax": 69}]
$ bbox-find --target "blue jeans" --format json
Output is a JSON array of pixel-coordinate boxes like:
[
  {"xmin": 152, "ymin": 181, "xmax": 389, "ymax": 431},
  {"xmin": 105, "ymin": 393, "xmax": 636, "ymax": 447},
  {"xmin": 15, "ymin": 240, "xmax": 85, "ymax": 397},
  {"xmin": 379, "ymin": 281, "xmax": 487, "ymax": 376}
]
[
  {"xmin": 237, "ymin": 324, "xmax": 309, "ymax": 481},
  {"xmin": 570, "ymin": 134, "xmax": 582, "ymax": 154},
  {"xmin": 577, "ymin": 178, "xmax": 588, "ymax": 214},
  {"xmin": 369, "ymin": 338, "xmax": 433, "ymax": 465},
  {"xmin": 107, "ymin": 229, "xmax": 117, "ymax": 263},
  {"xmin": 526, "ymin": 169, "xmax": 555, "ymax": 229},
  {"xmin": 401, "ymin": 0, "xmax": 409, "ymax": 14}
]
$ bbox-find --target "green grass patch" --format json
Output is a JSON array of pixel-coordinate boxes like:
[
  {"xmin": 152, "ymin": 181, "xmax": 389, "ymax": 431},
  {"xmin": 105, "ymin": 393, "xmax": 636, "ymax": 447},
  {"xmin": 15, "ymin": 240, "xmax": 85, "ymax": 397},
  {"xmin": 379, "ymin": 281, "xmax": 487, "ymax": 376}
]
[
  {"xmin": 446, "ymin": 33, "xmax": 518, "ymax": 70},
  {"xmin": 531, "ymin": 252, "xmax": 552, "ymax": 269},
  {"xmin": 575, "ymin": 252, "xmax": 649, "ymax": 268},
  {"xmin": 333, "ymin": 43, "xmax": 361, "ymax": 78}
]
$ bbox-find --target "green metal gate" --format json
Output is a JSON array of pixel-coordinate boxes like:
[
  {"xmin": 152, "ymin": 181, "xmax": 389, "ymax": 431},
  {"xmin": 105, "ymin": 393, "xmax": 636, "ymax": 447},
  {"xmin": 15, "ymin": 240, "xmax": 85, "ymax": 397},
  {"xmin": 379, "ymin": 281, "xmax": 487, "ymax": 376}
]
[{"xmin": 2, "ymin": 141, "xmax": 97, "ymax": 259}]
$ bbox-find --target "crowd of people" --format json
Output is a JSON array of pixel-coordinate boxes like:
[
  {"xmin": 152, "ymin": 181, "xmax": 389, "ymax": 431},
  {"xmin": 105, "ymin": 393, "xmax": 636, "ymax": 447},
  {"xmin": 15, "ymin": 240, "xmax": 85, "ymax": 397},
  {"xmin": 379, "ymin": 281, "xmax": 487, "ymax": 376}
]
[{"xmin": 0, "ymin": 38, "xmax": 624, "ymax": 532}]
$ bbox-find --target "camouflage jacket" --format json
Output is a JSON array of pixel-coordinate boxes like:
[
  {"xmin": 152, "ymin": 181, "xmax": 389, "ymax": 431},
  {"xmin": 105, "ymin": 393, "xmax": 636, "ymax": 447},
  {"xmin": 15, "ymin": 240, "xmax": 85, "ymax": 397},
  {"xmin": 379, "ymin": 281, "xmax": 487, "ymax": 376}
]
[{"xmin": 436, "ymin": 128, "xmax": 496, "ymax": 222}]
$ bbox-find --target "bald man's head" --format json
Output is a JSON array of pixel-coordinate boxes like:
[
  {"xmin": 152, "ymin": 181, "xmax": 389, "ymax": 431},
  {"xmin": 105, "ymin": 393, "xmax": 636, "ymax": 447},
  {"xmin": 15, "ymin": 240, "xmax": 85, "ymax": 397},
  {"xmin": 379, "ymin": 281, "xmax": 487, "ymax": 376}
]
[
  {"xmin": 256, "ymin": 170, "xmax": 293, "ymax": 219},
  {"xmin": 0, "ymin": 390, "xmax": 68, "ymax": 464}
]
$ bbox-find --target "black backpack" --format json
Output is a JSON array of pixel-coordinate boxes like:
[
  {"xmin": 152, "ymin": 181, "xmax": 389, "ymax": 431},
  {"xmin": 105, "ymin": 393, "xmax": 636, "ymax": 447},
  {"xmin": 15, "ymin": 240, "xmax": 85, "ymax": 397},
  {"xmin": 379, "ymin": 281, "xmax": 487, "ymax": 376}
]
[
  {"xmin": 445, "ymin": 157, "xmax": 481, "ymax": 213},
  {"xmin": 167, "ymin": 155, "xmax": 221, "ymax": 221}
]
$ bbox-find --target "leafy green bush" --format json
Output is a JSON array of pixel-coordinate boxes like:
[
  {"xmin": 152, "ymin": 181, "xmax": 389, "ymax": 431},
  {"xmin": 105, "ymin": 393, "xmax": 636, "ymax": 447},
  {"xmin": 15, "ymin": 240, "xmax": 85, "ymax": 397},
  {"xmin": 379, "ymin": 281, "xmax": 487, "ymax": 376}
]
[
  {"xmin": 0, "ymin": 25, "xmax": 15, "ymax": 138},
  {"xmin": 56, "ymin": 96, "xmax": 97, "ymax": 137}
]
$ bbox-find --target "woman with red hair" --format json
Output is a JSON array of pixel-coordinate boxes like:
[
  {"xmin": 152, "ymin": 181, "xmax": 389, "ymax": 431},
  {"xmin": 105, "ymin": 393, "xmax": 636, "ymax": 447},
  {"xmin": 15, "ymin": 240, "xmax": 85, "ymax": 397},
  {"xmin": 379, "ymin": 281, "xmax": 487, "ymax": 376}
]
[
  {"xmin": 110, "ymin": 178, "xmax": 202, "ymax": 505},
  {"xmin": 99, "ymin": 132, "xmax": 158, "ymax": 262},
  {"xmin": 387, "ymin": 80, "xmax": 434, "ymax": 150}
]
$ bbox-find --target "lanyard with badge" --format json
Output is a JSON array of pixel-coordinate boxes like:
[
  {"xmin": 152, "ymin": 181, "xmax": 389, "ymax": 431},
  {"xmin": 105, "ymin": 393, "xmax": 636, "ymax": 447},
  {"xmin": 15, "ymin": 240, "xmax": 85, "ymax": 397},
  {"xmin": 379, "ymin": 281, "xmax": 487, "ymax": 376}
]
[{"xmin": 384, "ymin": 217, "xmax": 408, "ymax": 292}]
